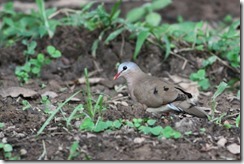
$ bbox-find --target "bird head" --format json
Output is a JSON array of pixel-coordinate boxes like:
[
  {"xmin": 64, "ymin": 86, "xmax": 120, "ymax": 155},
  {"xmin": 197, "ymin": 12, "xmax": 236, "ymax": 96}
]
[{"xmin": 113, "ymin": 62, "xmax": 140, "ymax": 80}]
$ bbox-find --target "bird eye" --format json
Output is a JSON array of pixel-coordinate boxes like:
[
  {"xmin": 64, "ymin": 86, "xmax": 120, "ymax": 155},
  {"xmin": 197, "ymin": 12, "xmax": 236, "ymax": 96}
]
[{"xmin": 123, "ymin": 66, "xmax": 127, "ymax": 70}]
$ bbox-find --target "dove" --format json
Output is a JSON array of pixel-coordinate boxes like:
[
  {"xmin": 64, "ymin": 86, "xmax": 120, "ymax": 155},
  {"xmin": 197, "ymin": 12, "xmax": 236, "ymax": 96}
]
[{"xmin": 113, "ymin": 61, "xmax": 209, "ymax": 118}]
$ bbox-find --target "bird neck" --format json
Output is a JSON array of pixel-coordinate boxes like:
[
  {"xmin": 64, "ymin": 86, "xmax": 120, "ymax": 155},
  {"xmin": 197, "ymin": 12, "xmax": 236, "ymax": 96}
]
[{"xmin": 126, "ymin": 70, "xmax": 145, "ymax": 88}]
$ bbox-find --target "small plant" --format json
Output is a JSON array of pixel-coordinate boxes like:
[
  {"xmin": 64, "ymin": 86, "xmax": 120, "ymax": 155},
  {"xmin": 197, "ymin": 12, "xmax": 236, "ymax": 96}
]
[
  {"xmin": 21, "ymin": 100, "xmax": 31, "ymax": 110},
  {"xmin": 22, "ymin": 40, "xmax": 37, "ymax": 58},
  {"xmin": 40, "ymin": 95, "xmax": 53, "ymax": 114},
  {"xmin": 209, "ymin": 82, "xmax": 228, "ymax": 121},
  {"xmin": 235, "ymin": 114, "xmax": 240, "ymax": 128},
  {"xmin": 126, "ymin": 118, "xmax": 181, "ymax": 139},
  {"xmin": 83, "ymin": 68, "xmax": 106, "ymax": 120},
  {"xmin": 15, "ymin": 45, "xmax": 62, "ymax": 83},
  {"xmin": 0, "ymin": 1, "xmax": 59, "ymax": 46},
  {"xmin": 79, "ymin": 117, "xmax": 122, "ymax": 132},
  {"xmin": 0, "ymin": 143, "xmax": 19, "ymax": 160},
  {"xmin": 190, "ymin": 69, "xmax": 210, "ymax": 90},
  {"xmin": 37, "ymin": 90, "xmax": 81, "ymax": 136}
]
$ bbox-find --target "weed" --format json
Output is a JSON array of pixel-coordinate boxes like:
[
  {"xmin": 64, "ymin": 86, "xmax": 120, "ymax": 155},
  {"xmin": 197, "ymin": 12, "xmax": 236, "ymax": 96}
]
[
  {"xmin": 190, "ymin": 69, "xmax": 210, "ymax": 90},
  {"xmin": 15, "ymin": 45, "xmax": 62, "ymax": 83},
  {"xmin": 66, "ymin": 104, "xmax": 84, "ymax": 127},
  {"xmin": 0, "ymin": 143, "xmax": 19, "ymax": 160},
  {"xmin": 37, "ymin": 90, "xmax": 81, "ymax": 136},
  {"xmin": 210, "ymin": 82, "xmax": 228, "ymax": 120},
  {"xmin": 21, "ymin": 100, "xmax": 31, "ymax": 110},
  {"xmin": 126, "ymin": 118, "xmax": 181, "ymax": 139},
  {"xmin": 67, "ymin": 141, "xmax": 80, "ymax": 160},
  {"xmin": 235, "ymin": 114, "xmax": 240, "ymax": 128},
  {"xmin": 22, "ymin": 40, "xmax": 37, "ymax": 58},
  {"xmin": 84, "ymin": 68, "xmax": 106, "ymax": 120},
  {"xmin": 0, "ymin": 1, "xmax": 59, "ymax": 46},
  {"xmin": 40, "ymin": 95, "xmax": 53, "ymax": 114},
  {"xmin": 79, "ymin": 117, "xmax": 122, "ymax": 132}
]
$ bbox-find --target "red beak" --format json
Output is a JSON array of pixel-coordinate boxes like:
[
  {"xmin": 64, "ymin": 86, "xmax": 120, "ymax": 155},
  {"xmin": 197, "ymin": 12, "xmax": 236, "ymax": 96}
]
[{"xmin": 113, "ymin": 72, "xmax": 121, "ymax": 80}]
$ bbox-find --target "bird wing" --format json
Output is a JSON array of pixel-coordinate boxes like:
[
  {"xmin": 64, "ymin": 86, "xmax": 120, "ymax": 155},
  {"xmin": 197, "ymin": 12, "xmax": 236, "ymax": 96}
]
[{"xmin": 133, "ymin": 76, "xmax": 186, "ymax": 107}]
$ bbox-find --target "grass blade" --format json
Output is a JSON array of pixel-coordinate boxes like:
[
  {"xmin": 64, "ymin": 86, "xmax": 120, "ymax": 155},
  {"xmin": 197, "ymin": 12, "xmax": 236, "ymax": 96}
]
[
  {"xmin": 35, "ymin": 0, "xmax": 54, "ymax": 37},
  {"xmin": 66, "ymin": 104, "xmax": 84, "ymax": 127},
  {"xmin": 104, "ymin": 27, "xmax": 124, "ymax": 44},
  {"xmin": 212, "ymin": 82, "xmax": 228, "ymax": 100},
  {"xmin": 133, "ymin": 30, "xmax": 150, "ymax": 60},
  {"xmin": 37, "ymin": 90, "xmax": 81, "ymax": 136},
  {"xmin": 162, "ymin": 35, "xmax": 171, "ymax": 60}
]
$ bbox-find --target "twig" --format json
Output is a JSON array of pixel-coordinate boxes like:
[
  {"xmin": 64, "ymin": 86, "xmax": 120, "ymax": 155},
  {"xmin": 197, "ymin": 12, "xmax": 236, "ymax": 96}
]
[
  {"xmin": 38, "ymin": 140, "xmax": 47, "ymax": 160},
  {"xmin": 170, "ymin": 51, "xmax": 189, "ymax": 70},
  {"xmin": 222, "ymin": 113, "xmax": 240, "ymax": 120},
  {"xmin": 48, "ymin": 8, "xmax": 77, "ymax": 19},
  {"xmin": 210, "ymin": 52, "xmax": 240, "ymax": 74}
]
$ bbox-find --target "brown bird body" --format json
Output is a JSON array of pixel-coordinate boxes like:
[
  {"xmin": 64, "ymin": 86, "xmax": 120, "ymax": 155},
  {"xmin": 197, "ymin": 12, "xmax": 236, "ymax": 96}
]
[{"xmin": 114, "ymin": 62, "xmax": 209, "ymax": 118}]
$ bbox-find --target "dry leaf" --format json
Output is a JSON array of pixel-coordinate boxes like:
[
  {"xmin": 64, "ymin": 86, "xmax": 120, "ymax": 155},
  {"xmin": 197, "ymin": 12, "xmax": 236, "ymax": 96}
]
[
  {"xmin": 77, "ymin": 77, "xmax": 105, "ymax": 84},
  {"xmin": 70, "ymin": 97, "xmax": 81, "ymax": 102},
  {"xmin": 0, "ymin": 87, "xmax": 39, "ymax": 98},
  {"xmin": 133, "ymin": 137, "xmax": 145, "ymax": 144},
  {"xmin": 227, "ymin": 143, "xmax": 240, "ymax": 154},
  {"xmin": 217, "ymin": 137, "xmax": 227, "ymax": 147}
]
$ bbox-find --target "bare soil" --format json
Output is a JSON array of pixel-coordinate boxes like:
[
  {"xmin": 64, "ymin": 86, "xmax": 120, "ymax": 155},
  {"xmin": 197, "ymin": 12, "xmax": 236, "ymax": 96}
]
[{"xmin": 0, "ymin": 0, "xmax": 240, "ymax": 160}]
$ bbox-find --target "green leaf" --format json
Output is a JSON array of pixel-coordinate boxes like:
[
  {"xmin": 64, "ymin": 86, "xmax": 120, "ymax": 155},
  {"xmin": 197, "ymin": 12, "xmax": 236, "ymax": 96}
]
[
  {"xmin": 198, "ymin": 78, "xmax": 210, "ymax": 90},
  {"xmin": 113, "ymin": 120, "xmax": 122, "ymax": 129},
  {"xmin": 91, "ymin": 39, "xmax": 99, "ymax": 58},
  {"xmin": 37, "ymin": 53, "xmax": 45, "ymax": 63},
  {"xmin": 133, "ymin": 31, "xmax": 150, "ymax": 60},
  {"xmin": 126, "ymin": 7, "xmax": 146, "ymax": 23},
  {"xmin": 151, "ymin": 0, "xmax": 172, "ymax": 11},
  {"xmin": 212, "ymin": 82, "xmax": 228, "ymax": 100},
  {"xmin": 126, "ymin": 121, "xmax": 134, "ymax": 128},
  {"xmin": 47, "ymin": 45, "xmax": 55, "ymax": 54},
  {"xmin": 67, "ymin": 141, "xmax": 79, "ymax": 160},
  {"xmin": 94, "ymin": 120, "xmax": 108, "ymax": 132},
  {"xmin": 79, "ymin": 117, "xmax": 94, "ymax": 131},
  {"xmin": 3, "ymin": 144, "xmax": 13, "ymax": 152},
  {"xmin": 104, "ymin": 28, "xmax": 124, "ymax": 44},
  {"xmin": 66, "ymin": 104, "xmax": 84, "ymax": 127},
  {"xmin": 145, "ymin": 12, "xmax": 161, "ymax": 26},
  {"xmin": 0, "ymin": 143, "xmax": 4, "ymax": 148},
  {"xmin": 163, "ymin": 35, "xmax": 171, "ymax": 60},
  {"xmin": 0, "ymin": 123, "xmax": 4, "ymax": 128},
  {"xmin": 31, "ymin": 66, "xmax": 41, "ymax": 74},
  {"xmin": 202, "ymin": 56, "xmax": 217, "ymax": 67},
  {"xmin": 139, "ymin": 126, "xmax": 151, "ymax": 134},
  {"xmin": 110, "ymin": 0, "xmax": 121, "ymax": 20},
  {"xmin": 190, "ymin": 69, "xmax": 206, "ymax": 81},
  {"xmin": 150, "ymin": 126, "xmax": 163, "ymax": 136},
  {"xmin": 147, "ymin": 119, "xmax": 156, "ymax": 126}
]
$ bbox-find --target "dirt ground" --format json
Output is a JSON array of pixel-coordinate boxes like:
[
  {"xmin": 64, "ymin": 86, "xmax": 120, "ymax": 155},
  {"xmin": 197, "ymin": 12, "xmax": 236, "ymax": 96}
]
[{"xmin": 0, "ymin": 0, "xmax": 241, "ymax": 160}]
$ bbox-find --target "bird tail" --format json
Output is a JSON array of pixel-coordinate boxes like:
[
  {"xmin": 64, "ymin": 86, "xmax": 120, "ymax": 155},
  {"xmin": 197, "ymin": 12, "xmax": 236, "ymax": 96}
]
[{"xmin": 168, "ymin": 100, "xmax": 209, "ymax": 118}]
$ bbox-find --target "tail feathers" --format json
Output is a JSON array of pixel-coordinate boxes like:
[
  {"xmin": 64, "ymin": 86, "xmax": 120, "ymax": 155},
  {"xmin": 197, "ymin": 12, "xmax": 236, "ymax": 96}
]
[
  {"xmin": 146, "ymin": 101, "xmax": 209, "ymax": 118},
  {"xmin": 168, "ymin": 101, "xmax": 209, "ymax": 118}
]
